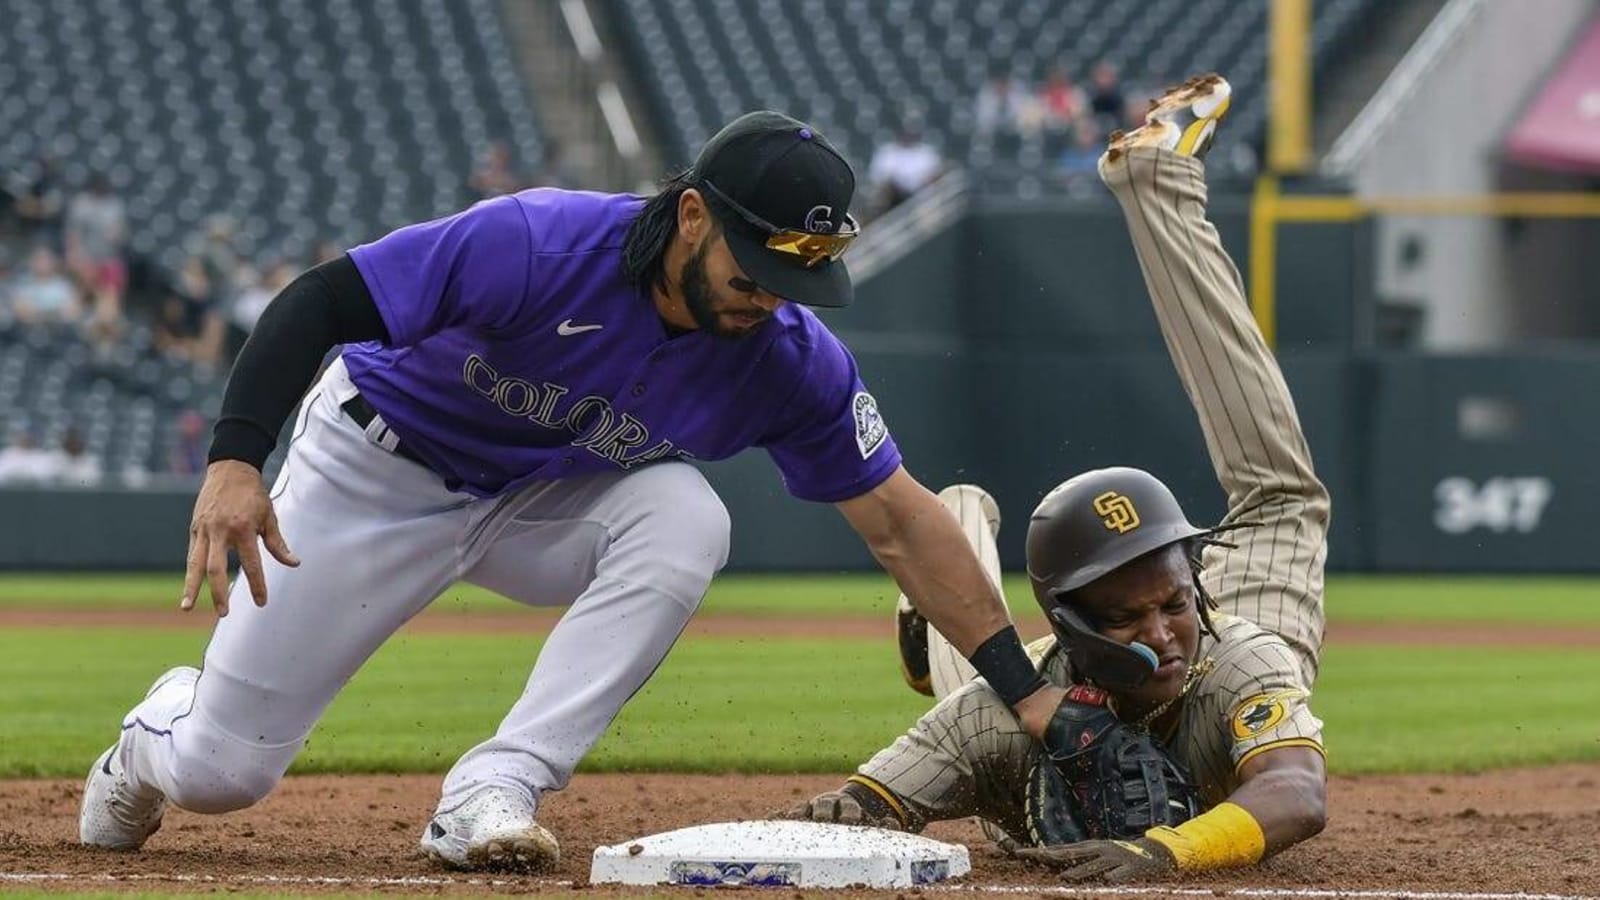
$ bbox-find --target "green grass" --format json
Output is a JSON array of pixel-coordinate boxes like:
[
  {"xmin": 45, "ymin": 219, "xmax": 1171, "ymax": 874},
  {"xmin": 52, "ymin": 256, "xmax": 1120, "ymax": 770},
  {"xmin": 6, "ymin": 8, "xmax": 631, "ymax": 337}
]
[
  {"xmin": 2, "ymin": 572, "xmax": 1598, "ymax": 625},
  {"xmin": 1314, "ymin": 644, "xmax": 1600, "ymax": 772},
  {"xmin": 4, "ymin": 623, "xmax": 1600, "ymax": 779},
  {"xmin": 0, "ymin": 628, "xmax": 928, "ymax": 779}
]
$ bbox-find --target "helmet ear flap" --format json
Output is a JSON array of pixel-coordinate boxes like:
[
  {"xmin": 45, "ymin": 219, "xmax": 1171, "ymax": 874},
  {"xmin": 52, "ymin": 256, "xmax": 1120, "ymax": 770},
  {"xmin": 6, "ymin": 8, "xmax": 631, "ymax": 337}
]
[{"xmin": 1046, "ymin": 602, "xmax": 1159, "ymax": 690}]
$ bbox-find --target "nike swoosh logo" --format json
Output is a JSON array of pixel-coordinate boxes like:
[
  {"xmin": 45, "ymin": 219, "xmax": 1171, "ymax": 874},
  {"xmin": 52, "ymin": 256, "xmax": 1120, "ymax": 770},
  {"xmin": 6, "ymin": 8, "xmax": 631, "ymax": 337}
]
[{"xmin": 557, "ymin": 319, "xmax": 604, "ymax": 336}]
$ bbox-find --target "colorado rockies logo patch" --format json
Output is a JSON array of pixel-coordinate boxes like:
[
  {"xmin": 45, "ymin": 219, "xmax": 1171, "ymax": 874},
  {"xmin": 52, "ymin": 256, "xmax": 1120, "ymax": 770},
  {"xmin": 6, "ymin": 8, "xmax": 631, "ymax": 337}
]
[
  {"xmin": 852, "ymin": 392, "xmax": 887, "ymax": 459},
  {"xmin": 804, "ymin": 204, "xmax": 835, "ymax": 232},
  {"xmin": 1093, "ymin": 491, "xmax": 1141, "ymax": 534}
]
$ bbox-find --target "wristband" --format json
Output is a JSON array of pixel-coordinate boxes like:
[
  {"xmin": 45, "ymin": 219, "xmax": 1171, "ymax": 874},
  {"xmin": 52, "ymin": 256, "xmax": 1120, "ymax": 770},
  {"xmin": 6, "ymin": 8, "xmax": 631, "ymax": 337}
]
[
  {"xmin": 1142, "ymin": 801, "xmax": 1266, "ymax": 872},
  {"xmin": 968, "ymin": 625, "xmax": 1048, "ymax": 707}
]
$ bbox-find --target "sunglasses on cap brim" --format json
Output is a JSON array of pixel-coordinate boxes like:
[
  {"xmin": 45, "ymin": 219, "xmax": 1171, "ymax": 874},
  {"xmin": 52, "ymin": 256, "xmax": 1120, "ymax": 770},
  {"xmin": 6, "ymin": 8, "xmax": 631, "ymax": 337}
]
[{"xmin": 699, "ymin": 179, "xmax": 860, "ymax": 269}]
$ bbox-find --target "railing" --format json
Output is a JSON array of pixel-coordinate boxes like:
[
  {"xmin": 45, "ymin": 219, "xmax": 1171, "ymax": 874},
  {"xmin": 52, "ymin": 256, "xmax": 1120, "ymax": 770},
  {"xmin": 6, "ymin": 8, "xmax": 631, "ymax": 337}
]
[
  {"xmin": 556, "ymin": 0, "xmax": 655, "ymax": 190},
  {"xmin": 849, "ymin": 169, "xmax": 973, "ymax": 284},
  {"xmin": 1320, "ymin": 0, "xmax": 1484, "ymax": 176}
]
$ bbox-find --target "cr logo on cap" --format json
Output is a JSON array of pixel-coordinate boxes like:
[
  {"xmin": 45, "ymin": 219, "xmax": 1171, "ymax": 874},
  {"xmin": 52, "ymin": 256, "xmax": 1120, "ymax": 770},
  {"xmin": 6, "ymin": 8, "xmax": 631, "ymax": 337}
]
[
  {"xmin": 804, "ymin": 204, "xmax": 835, "ymax": 233},
  {"xmin": 1093, "ymin": 491, "xmax": 1141, "ymax": 534}
]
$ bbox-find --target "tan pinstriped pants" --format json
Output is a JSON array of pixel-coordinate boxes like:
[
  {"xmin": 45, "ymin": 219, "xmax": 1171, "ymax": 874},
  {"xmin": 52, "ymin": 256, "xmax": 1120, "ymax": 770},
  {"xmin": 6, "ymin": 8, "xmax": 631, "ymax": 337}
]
[{"xmin": 1100, "ymin": 147, "xmax": 1328, "ymax": 685}]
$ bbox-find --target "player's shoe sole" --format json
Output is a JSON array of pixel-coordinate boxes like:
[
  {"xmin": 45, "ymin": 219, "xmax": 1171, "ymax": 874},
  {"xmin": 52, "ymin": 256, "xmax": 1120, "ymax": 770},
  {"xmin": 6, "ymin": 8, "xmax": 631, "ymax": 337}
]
[
  {"xmin": 1105, "ymin": 73, "xmax": 1232, "ymax": 164},
  {"xmin": 895, "ymin": 595, "xmax": 934, "ymax": 696}
]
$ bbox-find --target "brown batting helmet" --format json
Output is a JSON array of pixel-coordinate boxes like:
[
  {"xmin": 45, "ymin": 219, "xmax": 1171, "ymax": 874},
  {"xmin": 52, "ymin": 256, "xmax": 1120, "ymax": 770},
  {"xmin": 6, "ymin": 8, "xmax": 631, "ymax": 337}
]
[{"xmin": 1025, "ymin": 467, "xmax": 1219, "ymax": 689}]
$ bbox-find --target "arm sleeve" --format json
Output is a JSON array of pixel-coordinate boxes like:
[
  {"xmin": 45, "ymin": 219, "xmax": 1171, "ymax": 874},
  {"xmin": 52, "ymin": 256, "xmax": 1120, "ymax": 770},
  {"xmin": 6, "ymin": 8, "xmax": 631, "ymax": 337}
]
[
  {"xmin": 760, "ymin": 333, "xmax": 902, "ymax": 503},
  {"xmin": 345, "ymin": 194, "xmax": 534, "ymax": 346},
  {"xmin": 207, "ymin": 255, "xmax": 387, "ymax": 470},
  {"xmin": 857, "ymin": 679, "xmax": 1038, "ymax": 841}
]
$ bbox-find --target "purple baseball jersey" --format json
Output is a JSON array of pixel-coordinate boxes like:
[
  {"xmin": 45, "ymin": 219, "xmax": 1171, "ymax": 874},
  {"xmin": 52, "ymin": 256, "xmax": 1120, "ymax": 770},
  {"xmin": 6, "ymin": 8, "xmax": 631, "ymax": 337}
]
[{"xmin": 342, "ymin": 189, "xmax": 900, "ymax": 502}]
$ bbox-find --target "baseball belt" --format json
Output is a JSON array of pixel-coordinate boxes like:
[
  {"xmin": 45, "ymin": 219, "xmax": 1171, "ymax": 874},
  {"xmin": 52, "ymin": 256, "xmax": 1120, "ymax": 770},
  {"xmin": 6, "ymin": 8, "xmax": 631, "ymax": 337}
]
[{"xmin": 341, "ymin": 394, "xmax": 426, "ymax": 466}]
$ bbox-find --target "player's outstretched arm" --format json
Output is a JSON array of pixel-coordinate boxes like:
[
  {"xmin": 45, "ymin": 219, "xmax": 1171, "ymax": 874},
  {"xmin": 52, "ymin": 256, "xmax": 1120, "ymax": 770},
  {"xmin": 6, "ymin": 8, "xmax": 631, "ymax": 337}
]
[
  {"xmin": 778, "ymin": 678, "xmax": 1039, "ymax": 840},
  {"xmin": 1015, "ymin": 746, "xmax": 1324, "ymax": 883},
  {"xmin": 1222, "ymin": 745, "xmax": 1327, "ymax": 852},
  {"xmin": 182, "ymin": 257, "xmax": 387, "ymax": 614},
  {"xmin": 837, "ymin": 466, "xmax": 1069, "ymax": 739}
]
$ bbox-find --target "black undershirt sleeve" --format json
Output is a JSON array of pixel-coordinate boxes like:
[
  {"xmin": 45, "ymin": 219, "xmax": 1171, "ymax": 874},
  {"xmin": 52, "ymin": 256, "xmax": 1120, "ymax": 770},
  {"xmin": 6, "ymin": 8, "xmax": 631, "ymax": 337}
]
[{"xmin": 207, "ymin": 254, "xmax": 389, "ymax": 470}]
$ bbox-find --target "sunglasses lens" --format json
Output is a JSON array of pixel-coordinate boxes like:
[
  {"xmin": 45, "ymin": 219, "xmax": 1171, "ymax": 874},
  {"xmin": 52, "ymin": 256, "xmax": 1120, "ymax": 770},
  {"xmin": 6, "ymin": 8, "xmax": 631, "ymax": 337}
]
[{"xmin": 765, "ymin": 230, "xmax": 856, "ymax": 265}]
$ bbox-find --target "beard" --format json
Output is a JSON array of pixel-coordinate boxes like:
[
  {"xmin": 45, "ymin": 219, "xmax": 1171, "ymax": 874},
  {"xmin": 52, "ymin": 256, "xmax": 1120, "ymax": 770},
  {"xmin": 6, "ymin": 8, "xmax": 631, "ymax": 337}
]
[{"xmin": 679, "ymin": 241, "xmax": 767, "ymax": 339}]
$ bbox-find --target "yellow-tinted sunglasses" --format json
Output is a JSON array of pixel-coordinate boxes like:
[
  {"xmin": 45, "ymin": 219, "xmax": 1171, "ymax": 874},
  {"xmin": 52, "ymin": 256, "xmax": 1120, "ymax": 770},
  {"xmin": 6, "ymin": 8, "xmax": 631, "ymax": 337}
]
[{"xmin": 700, "ymin": 180, "xmax": 860, "ymax": 268}]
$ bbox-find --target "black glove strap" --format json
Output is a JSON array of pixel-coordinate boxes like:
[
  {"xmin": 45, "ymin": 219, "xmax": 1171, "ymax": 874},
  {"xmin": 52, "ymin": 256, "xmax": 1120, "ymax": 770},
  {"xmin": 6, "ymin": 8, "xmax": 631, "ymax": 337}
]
[
  {"xmin": 842, "ymin": 775, "xmax": 912, "ymax": 829},
  {"xmin": 969, "ymin": 625, "xmax": 1048, "ymax": 707}
]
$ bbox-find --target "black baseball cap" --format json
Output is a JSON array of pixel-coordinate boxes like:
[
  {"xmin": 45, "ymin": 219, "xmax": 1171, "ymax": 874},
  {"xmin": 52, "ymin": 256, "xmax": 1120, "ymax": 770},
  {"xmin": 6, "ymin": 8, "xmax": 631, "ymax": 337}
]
[{"xmin": 690, "ymin": 111, "xmax": 860, "ymax": 308}]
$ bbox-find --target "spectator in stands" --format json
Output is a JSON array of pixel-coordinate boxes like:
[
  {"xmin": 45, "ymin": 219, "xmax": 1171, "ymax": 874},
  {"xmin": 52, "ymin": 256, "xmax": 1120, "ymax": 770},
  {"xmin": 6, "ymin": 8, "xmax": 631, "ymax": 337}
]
[
  {"xmin": 12, "ymin": 155, "xmax": 66, "ymax": 248},
  {"xmin": 10, "ymin": 247, "xmax": 82, "ymax": 326},
  {"xmin": 0, "ymin": 431, "xmax": 60, "ymax": 485},
  {"xmin": 530, "ymin": 139, "xmax": 579, "ymax": 190},
  {"xmin": 64, "ymin": 173, "xmax": 128, "ymax": 350},
  {"xmin": 57, "ymin": 426, "xmax": 103, "ymax": 488},
  {"xmin": 224, "ymin": 258, "xmax": 293, "ymax": 360},
  {"xmin": 310, "ymin": 240, "xmax": 339, "ymax": 267},
  {"xmin": 867, "ymin": 124, "xmax": 945, "ymax": 216},
  {"xmin": 169, "ymin": 409, "xmax": 209, "ymax": 478},
  {"xmin": 155, "ymin": 256, "xmax": 225, "ymax": 371},
  {"xmin": 65, "ymin": 173, "xmax": 128, "ymax": 297},
  {"xmin": 1087, "ymin": 61, "xmax": 1129, "ymax": 133},
  {"xmin": 1039, "ymin": 65, "xmax": 1087, "ymax": 132},
  {"xmin": 469, "ymin": 140, "xmax": 526, "ymax": 199},
  {"xmin": 194, "ymin": 215, "xmax": 244, "ymax": 302},
  {"xmin": 974, "ymin": 69, "xmax": 1029, "ymax": 134},
  {"xmin": 1057, "ymin": 121, "xmax": 1104, "ymax": 177}
]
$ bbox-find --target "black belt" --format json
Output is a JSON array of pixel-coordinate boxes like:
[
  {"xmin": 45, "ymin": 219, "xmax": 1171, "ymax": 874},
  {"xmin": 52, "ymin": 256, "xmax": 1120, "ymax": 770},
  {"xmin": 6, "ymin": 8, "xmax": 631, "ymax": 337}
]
[{"xmin": 341, "ymin": 394, "xmax": 425, "ymax": 465}]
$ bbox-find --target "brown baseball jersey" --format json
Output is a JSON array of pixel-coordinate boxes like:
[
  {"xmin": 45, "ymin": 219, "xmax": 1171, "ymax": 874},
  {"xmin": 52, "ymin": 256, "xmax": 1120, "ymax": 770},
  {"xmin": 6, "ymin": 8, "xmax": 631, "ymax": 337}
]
[{"xmin": 855, "ymin": 145, "xmax": 1329, "ymax": 839}]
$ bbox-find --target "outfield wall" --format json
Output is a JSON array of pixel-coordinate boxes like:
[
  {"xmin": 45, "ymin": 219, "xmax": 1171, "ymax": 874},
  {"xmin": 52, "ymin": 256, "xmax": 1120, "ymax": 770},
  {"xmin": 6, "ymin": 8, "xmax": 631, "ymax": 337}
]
[{"xmin": 4, "ymin": 199, "xmax": 1596, "ymax": 573}]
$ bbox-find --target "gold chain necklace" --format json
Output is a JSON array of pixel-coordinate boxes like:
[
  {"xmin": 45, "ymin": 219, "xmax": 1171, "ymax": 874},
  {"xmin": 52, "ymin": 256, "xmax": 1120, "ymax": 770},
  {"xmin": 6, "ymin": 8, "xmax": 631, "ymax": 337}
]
[{"xmin": 1111, "ymin": 656, "xmax": 1215, "ymax": 729}]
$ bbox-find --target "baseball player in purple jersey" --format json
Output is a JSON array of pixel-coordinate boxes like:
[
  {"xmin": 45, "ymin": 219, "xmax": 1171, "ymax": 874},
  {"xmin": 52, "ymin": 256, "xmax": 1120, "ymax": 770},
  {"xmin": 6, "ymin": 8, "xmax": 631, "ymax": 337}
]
[{"xmin": 79, "ymin": 112, "xmax": 1077, "ymax": 871}]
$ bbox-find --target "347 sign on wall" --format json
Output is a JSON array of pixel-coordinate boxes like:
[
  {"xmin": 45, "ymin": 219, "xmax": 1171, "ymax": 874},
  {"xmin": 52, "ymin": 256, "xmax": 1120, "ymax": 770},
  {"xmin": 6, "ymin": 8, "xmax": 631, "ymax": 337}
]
[{"xmin": 1433, "ymin": 477, "xmax": 1553, "ymax": 534}]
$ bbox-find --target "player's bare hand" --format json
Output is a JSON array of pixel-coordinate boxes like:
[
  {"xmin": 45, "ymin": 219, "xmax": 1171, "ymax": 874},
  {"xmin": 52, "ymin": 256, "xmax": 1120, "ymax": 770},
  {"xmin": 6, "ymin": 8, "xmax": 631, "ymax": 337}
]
[
  {"xmin": 181, "ymin": 459, "xmax": 299, "ymax": 617},
  {"xmin": 1014, "ymin": 684, "xmax": 1070, "ymax": 742},
  {"xmin": 773, "ymin": 783, "xmax": 904, "ymax": 831},
  {"xmin": 1014, "ymin": 838, "xmax": 1176, "ymax": 883}
]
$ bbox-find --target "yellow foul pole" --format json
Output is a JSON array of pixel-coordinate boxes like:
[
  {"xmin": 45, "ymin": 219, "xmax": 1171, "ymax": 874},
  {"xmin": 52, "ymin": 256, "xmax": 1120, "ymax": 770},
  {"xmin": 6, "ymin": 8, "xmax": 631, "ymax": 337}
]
[
  {"xmin": 1268, "ymin": 0, "xmax": 1312, "ymax": 173},
  {"xmin": 1254, "ymin": 0, "xmax": 1312, "ymax": 346}
]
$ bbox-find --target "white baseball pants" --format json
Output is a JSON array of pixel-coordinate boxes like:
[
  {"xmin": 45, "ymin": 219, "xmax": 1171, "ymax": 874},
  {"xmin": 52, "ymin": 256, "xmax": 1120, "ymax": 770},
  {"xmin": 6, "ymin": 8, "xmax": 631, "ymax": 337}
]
[{"xmin": 119, "ymin": 358, "xmax": 731, "ymax": 817}]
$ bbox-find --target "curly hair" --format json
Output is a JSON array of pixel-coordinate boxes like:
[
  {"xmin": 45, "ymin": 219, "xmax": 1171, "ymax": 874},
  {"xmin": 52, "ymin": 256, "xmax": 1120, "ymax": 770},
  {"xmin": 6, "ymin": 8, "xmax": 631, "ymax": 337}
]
[
  {"xmin": 621, "ymin": 169, "xmax": 694, "ymax": 293},
  {"xmin": 1185, "ymin": 523, "xmax": 1255, "ymax": 641}
]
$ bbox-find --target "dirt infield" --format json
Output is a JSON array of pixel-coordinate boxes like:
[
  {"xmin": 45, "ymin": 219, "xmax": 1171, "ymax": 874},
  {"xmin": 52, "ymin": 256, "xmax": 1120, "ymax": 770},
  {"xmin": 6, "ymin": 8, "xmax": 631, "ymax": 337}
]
[
  {"xmin": 7, "ymin": 606, "xmax": 1599, "ymax": 896},
  {"xmin": 5, "ymin": 765, "xmax": 1599, "ymax": 897},
  {"xmin": 5, "ymin": 605, "xmax": 1600, "ymax": 648}
]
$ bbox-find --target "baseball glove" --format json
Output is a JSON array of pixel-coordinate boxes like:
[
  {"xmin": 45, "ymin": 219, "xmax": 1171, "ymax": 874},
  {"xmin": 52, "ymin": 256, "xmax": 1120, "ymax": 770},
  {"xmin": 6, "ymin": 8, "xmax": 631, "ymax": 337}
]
[{"xmin": 1025, "ymin": 685, "xmax": 1201, "ymax": 846}]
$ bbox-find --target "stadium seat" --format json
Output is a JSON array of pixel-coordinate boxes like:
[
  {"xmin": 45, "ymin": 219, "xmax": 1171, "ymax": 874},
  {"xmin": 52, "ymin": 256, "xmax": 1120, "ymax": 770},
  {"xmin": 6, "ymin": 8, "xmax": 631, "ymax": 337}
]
[{"xmin": 607, "ymin": 0, "xmax": 1383, "ymax": 183}]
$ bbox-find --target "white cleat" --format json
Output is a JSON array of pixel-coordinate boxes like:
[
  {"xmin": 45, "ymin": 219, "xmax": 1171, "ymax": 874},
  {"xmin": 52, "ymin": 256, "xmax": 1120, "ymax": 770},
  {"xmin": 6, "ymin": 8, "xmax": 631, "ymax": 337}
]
[
  {"xmin": 79, "ymin": 666, "xmax": 200, "ymax": 850},
  {"xmin": 1103, "ymin": 72, "xmax": 1232, "ymax": 165},
  {"xmin": 420, "ymin": 786, "xmax": 561, "ymax": 872}
]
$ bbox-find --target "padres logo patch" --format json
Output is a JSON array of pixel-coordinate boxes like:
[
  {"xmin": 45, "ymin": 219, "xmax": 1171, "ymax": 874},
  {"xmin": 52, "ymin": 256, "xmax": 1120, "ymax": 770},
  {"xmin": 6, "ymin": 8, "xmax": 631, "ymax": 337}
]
[
  {"xmin": 1230, "ymin": 689, "xmax": 1308, "ymax": 740},
  {"xmin": 1093, "ymin": 491, "xmax": 1141, "ymax": 533},
  {"xmin": 852, "ymin": 392, "xmax": 887, "ymax": 459}
]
